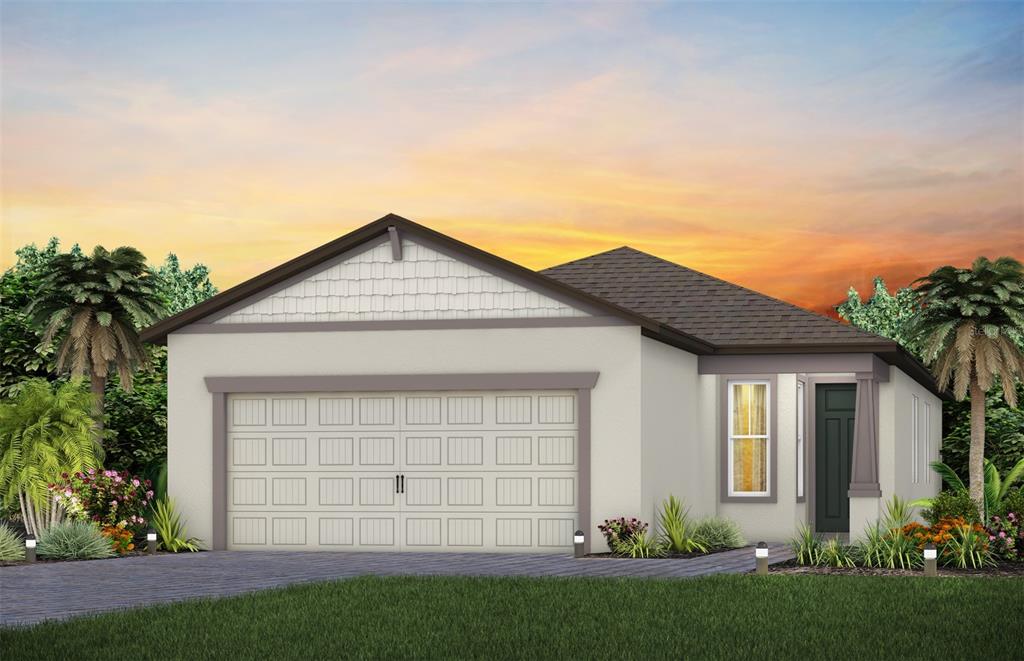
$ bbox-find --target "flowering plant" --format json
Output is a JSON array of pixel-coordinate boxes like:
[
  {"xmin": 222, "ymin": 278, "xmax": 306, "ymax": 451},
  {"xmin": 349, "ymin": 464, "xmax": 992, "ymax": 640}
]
[
  {"xmin": 986, "ymin": 512, "xmax": 1022, "ymax": 562},
  {"xmin": 102, "ymin": 523, "xmax": 136, "ymax": 555},
  {"xmin": 50, "ymin": 469, "xmax": 154, "ymax": 535},
  {"xmin": 597, "ymin": 517, "xmax": 648, "ymax": 549}
]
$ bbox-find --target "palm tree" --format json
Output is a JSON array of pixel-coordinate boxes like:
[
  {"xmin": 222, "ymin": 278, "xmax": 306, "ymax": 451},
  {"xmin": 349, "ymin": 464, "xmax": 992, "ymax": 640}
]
[
  {"xmin": 26, "ymin": 246, "xmax": 167, "ymax": 438},
  {"xmin": 0, "ymin": 379, "xmax": 100, "ymax": 535},
  {"xmin": 910, "ymin": 256, "xmax": 1024, "ymax": 516}
]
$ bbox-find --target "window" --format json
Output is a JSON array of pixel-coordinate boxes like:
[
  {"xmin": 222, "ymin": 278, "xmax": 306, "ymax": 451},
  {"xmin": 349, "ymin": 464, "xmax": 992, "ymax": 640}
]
[
  {"xmin": 912, "ymin": 394, "xmax": 920, "ymax": 484},
  {"xmin": 923, "ymin": 401, "xmax": 931, "ymax": 483},
  {"xmin": 796, "ymin": 380, "xmax": 805, "ymax": 500},
  {"xmin": 728, "ymin": 380, "xmax": 770, "ymax": 497}
]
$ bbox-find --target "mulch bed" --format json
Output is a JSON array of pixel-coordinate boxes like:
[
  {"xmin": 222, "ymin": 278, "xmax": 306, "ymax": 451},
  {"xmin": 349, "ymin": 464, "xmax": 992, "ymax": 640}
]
[{"xmin": 767, "ymin": 559, "xmax": 1024, "ymax": 578}]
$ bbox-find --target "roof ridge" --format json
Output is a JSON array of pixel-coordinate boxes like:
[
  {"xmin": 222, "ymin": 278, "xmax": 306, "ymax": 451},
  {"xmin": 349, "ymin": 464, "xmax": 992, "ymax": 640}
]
[{"xmin": 543, "ymin": 245, "xmax": 633, "ymax": 271}]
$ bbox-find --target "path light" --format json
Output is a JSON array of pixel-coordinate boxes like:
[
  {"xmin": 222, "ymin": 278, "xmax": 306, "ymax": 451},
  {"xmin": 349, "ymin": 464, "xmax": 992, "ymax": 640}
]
[
  {"xmin": 147, "ymin": 529, "xmax": 158, "ymax": 555},
  {"xmin": 923, "ymin": 542, "xmax": 937, "ymax": 577},
  {"xmin": 25, "ymin": 534, "xmax": 36, "ymax": 563},
  {"xmin": 755, "ymin": 541, "xmax": 769, "ymax": 576},
  {"xmin": 573, "ymin": 530, "xmax": 585, "ymax": 558}
]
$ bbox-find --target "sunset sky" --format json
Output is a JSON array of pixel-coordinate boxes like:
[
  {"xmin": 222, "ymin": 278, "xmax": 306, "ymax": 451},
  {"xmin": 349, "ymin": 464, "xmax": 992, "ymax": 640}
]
[{"xmin": 2, "ymin": 2, "xmax": 1021, "ymax": 313}]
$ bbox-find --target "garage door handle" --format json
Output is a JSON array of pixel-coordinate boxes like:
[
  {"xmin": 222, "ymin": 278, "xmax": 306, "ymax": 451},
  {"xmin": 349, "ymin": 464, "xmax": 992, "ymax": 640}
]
[
  {"xmin": 395, "ymin": 475, "xmax": 400, "ymax": 493},
  {"xmin": 399, "ymin": 474, "xmax": 405, "ymax": 494}
]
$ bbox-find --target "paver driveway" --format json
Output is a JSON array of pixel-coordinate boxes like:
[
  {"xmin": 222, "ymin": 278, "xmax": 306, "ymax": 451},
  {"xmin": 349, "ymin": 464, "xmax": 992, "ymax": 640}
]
[{"xmin": 1, "ymin": 544, "xmax": 792, "ymax": 626}]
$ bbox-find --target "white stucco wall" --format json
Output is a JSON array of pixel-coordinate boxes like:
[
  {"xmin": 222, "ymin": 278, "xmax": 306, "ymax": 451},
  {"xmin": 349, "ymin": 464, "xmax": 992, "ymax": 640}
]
[
  {"xmin": 639, "ymin": 337, "xmax": 704, "ymax": 529},
  {"xmin": 167, "ymin": 325, "xmax": 643, "ymax": 548},
  {"xmin": 885, "ymin": 366, "xmax": 943, "ymax": 506}
]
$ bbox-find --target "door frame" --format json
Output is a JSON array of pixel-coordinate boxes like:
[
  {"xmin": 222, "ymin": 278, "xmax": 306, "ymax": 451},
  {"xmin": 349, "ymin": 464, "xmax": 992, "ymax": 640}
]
[
  {"xmin": 206, "ymin": 372, "xmax": 599, "ymax": 551},
  {"xmin": 806, "ymin": 376, "xmax": 857, "ymax": 532}
]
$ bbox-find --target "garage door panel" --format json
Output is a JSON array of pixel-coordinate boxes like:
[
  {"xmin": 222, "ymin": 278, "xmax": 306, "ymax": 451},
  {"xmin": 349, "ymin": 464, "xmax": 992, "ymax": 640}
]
[{"xmin": 227, "ymin": 390, "xmax": 578, "ymax": 552}]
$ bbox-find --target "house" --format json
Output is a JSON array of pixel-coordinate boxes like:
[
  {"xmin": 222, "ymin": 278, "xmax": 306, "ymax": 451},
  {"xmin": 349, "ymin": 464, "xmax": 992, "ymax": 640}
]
[{"xmin": 142, "ymin": 214, "xmax": 943, "ymax": 552}]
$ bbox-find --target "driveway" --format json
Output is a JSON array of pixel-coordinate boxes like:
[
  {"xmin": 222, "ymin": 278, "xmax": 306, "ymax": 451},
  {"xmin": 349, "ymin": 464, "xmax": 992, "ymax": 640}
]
[{"xmin": 1, "ymin": 544, "xmax": 792, "ymax": 626}]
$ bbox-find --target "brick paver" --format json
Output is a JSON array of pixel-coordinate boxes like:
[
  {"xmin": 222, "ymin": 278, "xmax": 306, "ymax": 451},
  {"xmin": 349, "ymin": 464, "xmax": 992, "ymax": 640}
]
[{"xmin": 0, "ymin": 544, "xmax": 792, "ymax": 626}]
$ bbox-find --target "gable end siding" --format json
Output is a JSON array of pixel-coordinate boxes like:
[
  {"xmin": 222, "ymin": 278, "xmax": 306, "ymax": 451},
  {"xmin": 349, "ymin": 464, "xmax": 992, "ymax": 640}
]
[{"xmin": 214, "ymin": 239, "xmax": 591, "ymax": 323}]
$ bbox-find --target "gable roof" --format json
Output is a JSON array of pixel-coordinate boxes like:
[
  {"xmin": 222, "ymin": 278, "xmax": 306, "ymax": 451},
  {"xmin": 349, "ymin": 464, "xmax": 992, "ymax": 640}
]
[
  {"xmin": 140, "ymin": 214, "xmax": 714, "ymax": 354},
  {"xmin": 540, "ymin": 246, "xmax": 887, "ymax": 349},
  {"xmin": 141, "ymin": 214, "xmax": 940, "ymax": 396}
]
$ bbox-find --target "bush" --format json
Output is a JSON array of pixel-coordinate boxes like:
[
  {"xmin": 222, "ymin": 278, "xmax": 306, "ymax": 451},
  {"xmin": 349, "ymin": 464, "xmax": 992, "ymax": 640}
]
[
  {"xmin": 859, "ymin": 496, "xmax": 921, "ymax": 569},
  {"xmin": 102, "ymin": 524, "xmax": 136, "ymax": 554},
  {"xmin": 656, "ymin": 496, "xmax": 706, "ymax": 554},
  {"xmin": 996, "ymin": 488, "xmax": 1024, "ymax": 519},
  {"xmin": 693, "ymin": 517, "xmax": 746, "ymax": 550},
  {"xmin": 37, "ymin": 521, "xmax": 114, "ymax": 560},
  {"xmin": 817, "ymin": 538, "xmax": 856, "ymax": 568},
  {"xmin": 612, "ymin": 527, "xmax": 667, "ymax": 558},
  {"xmin": 598, "ymin": 517, "xmax": 647, "ymax": 550},
  {"xmin": 52, "ymin": 469, "xmax": 154, "ymax": 535},
  {"xmin": 790, "ymin": 524, "xmax": 823, "ymax": 566},
  {"xmin": 151, "ymin": 497, "xmax": 202, "ymax": 552},
  {"xmin": 0, "ymin": 522, "xmax": 25, "ymax": 561},
  {"xmin": 921, "ymin": 490, "xmax": 979, "ymax": 526},
  {"xmin": 986, "ymin": 512, "xmax": 1021, "ymax": 562},
  {"xmin": 942, "ymin": 522, "xmax": 993, "ymax": 569}
]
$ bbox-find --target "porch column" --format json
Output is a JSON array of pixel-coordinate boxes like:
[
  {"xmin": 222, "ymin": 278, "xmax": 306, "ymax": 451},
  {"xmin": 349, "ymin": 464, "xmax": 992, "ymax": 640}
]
[{"xmin": 848, "ymin": 372, "xmax": 881, "ymax": 497}]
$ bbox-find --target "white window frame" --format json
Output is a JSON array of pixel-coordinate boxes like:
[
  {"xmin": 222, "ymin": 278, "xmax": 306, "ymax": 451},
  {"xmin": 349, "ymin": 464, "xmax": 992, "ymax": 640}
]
[
  {"xmin": 727, "ymin": 379, "xmax": 772, "ymax": 498},
  {"xmin": 923, "ymin": 401, "xmax": 931, "ymax": 483},
  {"xmin": 796, "ymin": 380, "xmax": 805, "ymax": 500},
  {"xmin": 912, "ymin": 394, "xmax": 920, "ymax": 484}
]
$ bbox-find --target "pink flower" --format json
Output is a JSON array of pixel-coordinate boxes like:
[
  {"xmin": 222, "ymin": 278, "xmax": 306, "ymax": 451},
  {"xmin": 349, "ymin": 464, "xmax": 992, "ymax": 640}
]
[
  {"xmin": 114, "ymin": 476, "xmax": 122, "ymax": 483},
  {"xmin": 146, "ymin": 490, "xmax": 154, "ymax": 499},
  {"xmin": 64, "ymin": 489, "xmax": 72, "ymax": 497},
  {"xmin": 132, "ymin": 479, "xmax": 140, "ymax": 487},
  {"xmin": 87, "ymin": 468, "xmax": 96, "ymax": 475},
  {"xmin": 999, "ymin": 531, "xmax": 1007, "ymax": 538}
]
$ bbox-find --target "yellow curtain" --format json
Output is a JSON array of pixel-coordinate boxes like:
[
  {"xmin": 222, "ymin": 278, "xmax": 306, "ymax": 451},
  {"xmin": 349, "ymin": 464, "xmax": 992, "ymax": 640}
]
[{"xmin": 732, "ymin": 383, "xmax": 767, "ymax": 493}]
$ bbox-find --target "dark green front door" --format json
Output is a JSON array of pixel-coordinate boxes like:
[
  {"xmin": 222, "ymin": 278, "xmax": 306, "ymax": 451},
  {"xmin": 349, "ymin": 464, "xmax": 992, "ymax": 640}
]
[{"xmin": 815, "ymin": 384, "xmax": 856, "ymax": 532}]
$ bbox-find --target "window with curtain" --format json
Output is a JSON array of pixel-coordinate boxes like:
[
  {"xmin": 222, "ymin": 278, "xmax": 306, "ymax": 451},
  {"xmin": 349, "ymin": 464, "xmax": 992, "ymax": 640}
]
[{"xmin": 728, "ymin": 381, "xmax": 770, "ymax": 496}]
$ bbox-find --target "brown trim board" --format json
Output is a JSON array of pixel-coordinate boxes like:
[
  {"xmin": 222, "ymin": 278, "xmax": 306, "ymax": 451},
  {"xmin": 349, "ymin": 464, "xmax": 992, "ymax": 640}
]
[
  {"xmin": 176, "ymin": 316, "xmax": 632, "ymax": 335},
  {"xmin": 211, "ymin": 392, "xmax": 227, "ymax": 550}
]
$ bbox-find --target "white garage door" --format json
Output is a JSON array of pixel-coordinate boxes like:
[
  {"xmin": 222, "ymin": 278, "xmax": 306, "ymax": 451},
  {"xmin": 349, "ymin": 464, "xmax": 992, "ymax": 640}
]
[{"xmin": 226, "ymin": 390, "xmax": 579, "ymax": 552}]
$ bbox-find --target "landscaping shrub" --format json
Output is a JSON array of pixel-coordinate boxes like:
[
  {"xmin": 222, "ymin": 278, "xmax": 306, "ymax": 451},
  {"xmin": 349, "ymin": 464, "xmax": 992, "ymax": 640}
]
[
  {"xmin": 921, "ymin": 490, "xmax": 980, "ymax": 526},
  {"xmin": 597, "ymin": 517, "xmax": 647, "ymax": 550},
  {"xmin": 52, "ymin": 469, "xmax": 154, "ymax": 535},
  {"xmin": 942, "ymin": 522, "xmax": 993, "ymax": 569},
  {"xmin": 37, "ymin": 521, "xmax": 114, "ymax": 560},
  {"xmin": 0, "ymin": 522, "xmax": 25, "ymax": 561},
  {"xmin": 151, "ymin": 497, "xmax": 202, "ymax": 552},
  {"xmin": 693, "ymin": 516, "xmax": 746, "ymax": 550},
  {"xmin": 996, "ymin": 488, "xmax": 1024, "ymax": 520},
  {"xmin": 790, "ymin": 524, "xmax": 823, "ymax": 566},
  {"xmin": 102, "ymin": 523, "xmax": 136, "ymax": 554},
  {"xmin": 612, "ymin": 527, "xmax": 668, "ymax": 558},
  {"xmin": 816, "ymin": 538, "xmax": 856, "ymax": 568},
  {"xmin": 986, "ymin": 512, "xmax": 1021, "ymax": 562},
  {"xmin": 859, "ymin": 496, "xmax": 921, "ymax": 569},
  {"xmin": 656, "ymin": 496, "xmax": 706, "ymax": 554}
]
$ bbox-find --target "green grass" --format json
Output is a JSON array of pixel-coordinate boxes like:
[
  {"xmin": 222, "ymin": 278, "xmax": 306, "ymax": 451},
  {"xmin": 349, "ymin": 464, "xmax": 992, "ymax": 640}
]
[{"xmin": 3, "ymin": 575, "xmax": 1022, "ymax": 659}]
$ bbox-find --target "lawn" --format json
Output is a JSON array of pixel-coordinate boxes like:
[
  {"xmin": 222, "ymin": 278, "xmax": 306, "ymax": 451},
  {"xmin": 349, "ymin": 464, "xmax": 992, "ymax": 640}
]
[{"xmin": 3, "ymin": 574, "xmax": 1022, "ymax": 660}]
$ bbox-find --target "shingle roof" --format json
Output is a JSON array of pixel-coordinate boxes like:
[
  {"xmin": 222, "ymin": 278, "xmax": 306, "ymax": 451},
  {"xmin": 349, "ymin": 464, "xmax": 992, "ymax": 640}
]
[{"xmin": 541, "ymin": 246, "xmax": 889, "ymax": 348}]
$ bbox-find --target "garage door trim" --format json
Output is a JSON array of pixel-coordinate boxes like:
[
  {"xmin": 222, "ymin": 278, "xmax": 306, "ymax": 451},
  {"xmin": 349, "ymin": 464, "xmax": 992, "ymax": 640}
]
[{"xmin": 206, "ymin": 372, "xmax": 599, "ymax": 552}]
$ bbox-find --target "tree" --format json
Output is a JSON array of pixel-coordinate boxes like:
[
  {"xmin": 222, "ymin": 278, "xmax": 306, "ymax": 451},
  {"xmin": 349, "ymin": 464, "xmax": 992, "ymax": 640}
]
[
  {"xmin": 0, "ymin": 239, "xmax": 84, "ymax": 397},
  {"xmin": 26, "ymin": 246, "xmax": 168, "ymax": 438},
  {"xmin": 836, "ymin": 278, "xmax": 922, "ymax": 354},
  {"xmin": 0, "ymin": 379, "xmax": 100, "ymax": 535},
  {"xmin": 155, "ymin": 254, "xmax": 218, "ymax": 315},
  {"xmin": 910, "ymin": 256, "xmax": 1024, "ymax": 515}
]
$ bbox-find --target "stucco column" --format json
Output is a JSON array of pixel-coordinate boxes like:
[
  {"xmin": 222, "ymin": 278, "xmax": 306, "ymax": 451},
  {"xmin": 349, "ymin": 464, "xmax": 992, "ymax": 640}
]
[{"xmin": 848, "ymin": 373, "xmax": 882, "ymax": 497}]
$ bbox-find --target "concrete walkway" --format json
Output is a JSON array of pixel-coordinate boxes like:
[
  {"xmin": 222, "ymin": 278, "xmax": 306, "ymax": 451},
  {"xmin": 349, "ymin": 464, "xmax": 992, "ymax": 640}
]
[{"xmin": 0, "ymin": 544, "xmax": 792, "ymax": 626}]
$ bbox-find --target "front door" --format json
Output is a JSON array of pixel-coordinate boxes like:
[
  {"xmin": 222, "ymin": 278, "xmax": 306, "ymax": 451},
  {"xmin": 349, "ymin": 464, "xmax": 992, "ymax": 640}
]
[{"xmin": 815, "ymin": 384, "xmax": 856, "ymax": 532}]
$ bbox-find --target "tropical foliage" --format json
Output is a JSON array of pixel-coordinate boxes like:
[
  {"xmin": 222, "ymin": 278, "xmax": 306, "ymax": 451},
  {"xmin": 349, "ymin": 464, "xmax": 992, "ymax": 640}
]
[
  {"xmin": 909, "ymin": 256, "xmax": 1024, "ymax": 514},
  {"xmin": 36, "ymin": 521, "xmax": 114, "ymax": 560},
  {"xmin": 790, "ymin": 524, "xmax": 823, "ymax": 566},
  {"xmin": 986, "ymin": 512, "xmax": 1021, "ymax": 562},
  {"xmin": 26, "ymin": 245, "xmax": 168, "ymax": 436},
  {"xmin": 150, "ymin": 497, "xmax": 202, "ymax": 552},
  {"xmin": 0, "ymin": 379, "xmax": 100, "ymax": 535},
  {"xmin": 913, "ymin": 458, "xmax": 1024, "ymax": 520},
  {"xmin": 920, "ymin": 489, "xmax": 980, "ymax": 526},
  {"xmin": 816, "ymin": 538, "xmax": 856, "ymax": 568},
  {"xmin": 0, "ymin": 522, "xmax": 25, "ymax": 561},
  {"xmin": 612, "ymin": 526, "xmax": 668, "ymax": 558},
  {"xmin": 839, "ymin": 274, "xmax": 1024, "ymax": 485},
  {"xmin": 656, "ymin": 495, "xmax": 707, "ymax": 553}
]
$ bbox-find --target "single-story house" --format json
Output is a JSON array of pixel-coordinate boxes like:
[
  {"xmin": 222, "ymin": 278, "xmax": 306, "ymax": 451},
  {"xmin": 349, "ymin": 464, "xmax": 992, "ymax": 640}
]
[{"xmin": 142, "ymin": 214, "xmax": 943, "ymax": 553}]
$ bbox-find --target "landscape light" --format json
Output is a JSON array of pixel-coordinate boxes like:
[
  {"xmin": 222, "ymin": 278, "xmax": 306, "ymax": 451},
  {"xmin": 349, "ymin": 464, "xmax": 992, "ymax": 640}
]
[
  {"xmin": 147, "ymin": 528, "xmax": 158, "ymax": 555},
  {"xmin": 573, "ymin": 530, "xmax": 585, "ymax": 558},
  {"xmin": 25, "ymin": 534, "xmax": 36, "ymax": 563},
  {"xmin": 755, "ymin": 541, "xmax": 769, "ymax": 575},
  {"xmin": 923, "ymin": 542, "xmax": 937, "ymax": 577}
]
